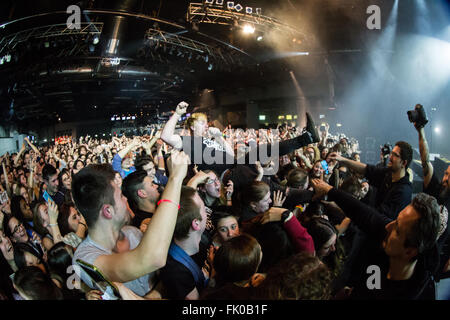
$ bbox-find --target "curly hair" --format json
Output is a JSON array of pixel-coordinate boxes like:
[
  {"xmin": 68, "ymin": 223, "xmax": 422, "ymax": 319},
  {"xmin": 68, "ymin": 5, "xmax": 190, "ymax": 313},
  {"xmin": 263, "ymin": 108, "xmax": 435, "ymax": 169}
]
[{"xmin": 257, "ymin": 252, "xmax": 332, "ymax": 300}]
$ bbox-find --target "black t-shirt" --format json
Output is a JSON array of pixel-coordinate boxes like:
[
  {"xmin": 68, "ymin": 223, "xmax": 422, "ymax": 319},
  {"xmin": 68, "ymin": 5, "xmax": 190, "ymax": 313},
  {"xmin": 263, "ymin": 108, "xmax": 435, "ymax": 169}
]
[
  {"xmin": 159, "ymin": 255, "xmax": 205, "ymax": 300},
  {"xmin": 131, "ymin": 208, "xmax": 153, "ymax": 229},
  {"xmin": 424, "ymin": 173, "xmax": 450, "ymax": 210}
]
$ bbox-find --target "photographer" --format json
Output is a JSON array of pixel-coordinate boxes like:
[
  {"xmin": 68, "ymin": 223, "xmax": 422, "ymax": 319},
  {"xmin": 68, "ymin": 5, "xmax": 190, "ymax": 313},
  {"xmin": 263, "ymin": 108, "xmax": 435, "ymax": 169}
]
[
  {"xmin": 377, "ymin": 143, "xmax": 392, "ymax": 168},
  {"xmin": 410, "ymin": 104, "xmax": 450, "ymax": 283},
  {"xmin": 328, "ymin": 141, "xmax": 413, "ymax": 220}
]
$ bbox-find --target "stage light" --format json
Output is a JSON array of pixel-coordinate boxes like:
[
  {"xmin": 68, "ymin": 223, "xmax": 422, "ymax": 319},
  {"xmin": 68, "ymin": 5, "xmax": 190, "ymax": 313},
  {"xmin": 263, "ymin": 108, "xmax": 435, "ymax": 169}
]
[
  {"xmin": 0, "ymin": 57, "xmax": 3, "ymax": 65},
  {"xmin": 259, "ymin": 115, "xmax": 266, "ymax": 121},
  {"xmin": 257, "ymin": 35, "xmax": 263, "ymax": 41},
  {"xmin": 227, "ymin": 2, "xmax": 234, "ymax": 9},
  {"xmin": 256, "ymin": 8, "xmax": 262, "ymax": 15},
  {"xmin": 336, "ymin": 123, "xmax": 342, "ymax": 127},
  {"xmin": 234, "ymin": 4, "xmax": 243, "ymax": 11},
  {"xmin": 205, "ymin": 0, "xmax": 214, "ymax": 4},
  {"xmin": 278, "ymin": 115, "xmax": 285, "ymax": 120},
  {"xmin": 5, "ymin": 54, "xmax": 11, "ymax": 63},
  {"xmin": 243, "ymin": 24, "xmax": 255, "ymax": 34},
  {"xmin": 208, "ymin": 63, "xmax": 213, "ymax": 71},
  {"xmin": 286, "ymin": 115, "xmax": 292, "ymax": 120},
  {"xmin": 216, "ymin": 0, "xmax": 224, "ymax": 5},
  {"xmin": 92, "ymin": 35, "xmax": 100, "ymax": 45},
  {"xmin": 246, "ymin": 7, "xmax": 253, "ymax": 14},
  {"xmin": 434, "ymin": 127, "xmax": 440, "ymax": 134},
  {"xmin": 111, "ymin": 116, "xmax": 115, "ymax": 121},
  {"xmin": 44, "ymin": 41, "xmax": 50, "ymax": 48}
]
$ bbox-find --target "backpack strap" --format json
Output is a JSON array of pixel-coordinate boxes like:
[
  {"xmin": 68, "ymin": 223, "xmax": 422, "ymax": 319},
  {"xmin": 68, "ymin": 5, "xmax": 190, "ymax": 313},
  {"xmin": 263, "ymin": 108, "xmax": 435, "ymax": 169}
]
[{"xmin": 168, "ymin": 243, "xmax": 207, "ymax": 288}]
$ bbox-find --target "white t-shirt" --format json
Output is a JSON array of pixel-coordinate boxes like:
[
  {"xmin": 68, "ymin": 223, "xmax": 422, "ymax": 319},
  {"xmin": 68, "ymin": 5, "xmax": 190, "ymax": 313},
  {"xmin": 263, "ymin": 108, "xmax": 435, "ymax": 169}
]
[{"xmin": 73, "ymin": 226, "xmax": 153, "ymax": 297}]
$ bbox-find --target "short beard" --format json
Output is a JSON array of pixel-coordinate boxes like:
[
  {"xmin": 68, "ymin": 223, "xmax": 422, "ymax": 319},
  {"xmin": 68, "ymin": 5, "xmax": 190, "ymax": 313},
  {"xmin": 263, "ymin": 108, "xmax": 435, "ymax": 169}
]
[{"xmin": 439, "ymin": 184, "xmax": 450, "ymax": 202}]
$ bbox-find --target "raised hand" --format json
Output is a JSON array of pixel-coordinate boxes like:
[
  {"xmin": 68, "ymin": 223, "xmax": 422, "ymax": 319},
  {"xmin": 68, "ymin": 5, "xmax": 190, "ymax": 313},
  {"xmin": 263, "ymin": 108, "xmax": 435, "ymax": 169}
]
[
  {"xmin": 175, "ymin": 101, "xmax": 188, "ymax": 116},
  {"xmin": 166, "ymin": 150, "xmax": 190, "ymax": 180},
  {"xmin": 47, "ymin": 199, "xmax": 59, "ymax": 225},
  {"xmin": 273, "ymin": 190, "xmax": 286, "ymax": 207}
]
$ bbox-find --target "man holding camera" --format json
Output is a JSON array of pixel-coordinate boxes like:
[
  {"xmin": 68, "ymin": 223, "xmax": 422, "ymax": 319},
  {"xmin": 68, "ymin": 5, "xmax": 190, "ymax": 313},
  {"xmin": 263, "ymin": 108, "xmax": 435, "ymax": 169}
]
[
  {"xmin": 328, "ymin": 141, "xmax": 413, "ymax": 220},
  {"xmin": 410, "ymin": 104, "xmax": 450, "ymax": 286}
]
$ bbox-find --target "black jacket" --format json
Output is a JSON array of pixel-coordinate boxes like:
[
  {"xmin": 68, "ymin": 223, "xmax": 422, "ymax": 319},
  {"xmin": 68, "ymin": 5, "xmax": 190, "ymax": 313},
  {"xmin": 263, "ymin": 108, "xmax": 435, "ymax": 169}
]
[
  {"xmin": 365, "ymin": 164, "xmax": 412, "ymax": 219},
  {"xmin": 328, "ymin": 188, "xmax": 435, "ymax": 300}
]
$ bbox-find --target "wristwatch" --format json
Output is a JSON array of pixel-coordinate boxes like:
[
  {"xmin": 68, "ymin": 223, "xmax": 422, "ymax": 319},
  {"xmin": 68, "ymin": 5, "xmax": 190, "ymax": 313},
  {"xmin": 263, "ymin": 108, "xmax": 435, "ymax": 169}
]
[{"xmin": 281, "ymin": 210, "xmax": 291, "ymax": 223}]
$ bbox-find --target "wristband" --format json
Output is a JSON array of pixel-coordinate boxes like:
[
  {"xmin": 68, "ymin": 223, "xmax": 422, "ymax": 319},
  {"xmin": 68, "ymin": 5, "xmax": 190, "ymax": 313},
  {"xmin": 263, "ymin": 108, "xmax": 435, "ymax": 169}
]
[
  {"xmin": 49, "ymin": 223, "xmax": 58, "ymax": 227},
  {"xmin": 157, "ymin": 199, "xmax": 180, "ymax": 210}
]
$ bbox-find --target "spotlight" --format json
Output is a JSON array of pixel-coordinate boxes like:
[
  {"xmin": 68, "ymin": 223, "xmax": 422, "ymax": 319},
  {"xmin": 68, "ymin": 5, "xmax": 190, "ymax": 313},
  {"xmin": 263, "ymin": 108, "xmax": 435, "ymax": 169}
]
[
  {"xmin": 92, "ymin": 35, "xmax": 100, "ymax": 45},
  {"xmin": 208, "ymin": 63, "xmax": 213, "ymax": 71},
  {"xmin": 227, "ymin": 2, "xmax": 234, "ymax": 9},
  {"xmin": 256, "ymin": 35, "xmax": 263, "ymax": 41},
  {"xmin": 205, "ymin": 0, "xmax": 214, "ymax": 4},
  {"xmin": 216, "ymin": 0, "xmax": 224, "ymax": 5},
  {"xmin": 5, "ymin": 54, "xmax": 11, "ymax": 63},
  {"xmin": 44, "ymin": 41, "xmax": 50, "ymax": 48},
  {"xmin": 434, "ymin": 127, "xmax": 440, "ymax": 134},
  {"xmin": 246, "ymin": 7, "xmax": 253, "ymax": 14},
  {"xmin": 0, "ymin": 57, "xmax": 3, "ymax": 65},
  {"xmin": 243, "ymin": 24, "xmax": 255, "ymax": 34},
  {"xmin": 234, "ymin": 4, "xmax": 243, "ymax": 11},
  {"xmin": 336, "ymin": 123, "xmax": 342, "ymax": 127}
]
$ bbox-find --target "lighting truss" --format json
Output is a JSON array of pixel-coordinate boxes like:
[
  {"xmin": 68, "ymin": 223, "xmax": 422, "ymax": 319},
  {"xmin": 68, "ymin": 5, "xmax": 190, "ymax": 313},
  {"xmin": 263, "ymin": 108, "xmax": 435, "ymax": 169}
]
[
  {"xmin": 0, "ymin": 22, "xmax": 103, "ymax": 56},
  {"xmin": 187, "ymin": 2, "xmax": 306, "ymax": 39},
  {"xmin": 145, "ymin": 28, "xmax": 247, "ymax": 66}
]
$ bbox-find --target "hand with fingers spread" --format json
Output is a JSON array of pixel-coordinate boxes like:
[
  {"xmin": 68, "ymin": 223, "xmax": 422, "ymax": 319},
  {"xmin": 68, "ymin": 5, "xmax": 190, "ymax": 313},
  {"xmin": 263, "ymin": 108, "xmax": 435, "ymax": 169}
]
[{"xmin": 273, "ymin": 190, "xmax": 286, "ymax": 207}]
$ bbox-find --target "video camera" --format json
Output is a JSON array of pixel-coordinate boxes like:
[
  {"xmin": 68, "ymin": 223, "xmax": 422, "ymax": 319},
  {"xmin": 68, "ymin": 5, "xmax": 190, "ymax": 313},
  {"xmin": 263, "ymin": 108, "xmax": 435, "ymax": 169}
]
[
  {"xmin": 381, "ymin": 143, "xmax": 392, "ymax": 157},
  {"xmin": 407, "ymin": 104, "xmax": 428, "ymax": 128}
]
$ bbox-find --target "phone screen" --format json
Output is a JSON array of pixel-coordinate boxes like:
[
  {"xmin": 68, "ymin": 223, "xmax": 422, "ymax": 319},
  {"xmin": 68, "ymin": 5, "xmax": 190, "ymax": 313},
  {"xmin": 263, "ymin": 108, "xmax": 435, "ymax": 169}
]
[
  {"xmin": 42, "ymin": 191, "xmax": 53, "ymax": 203},
  {"xmin": 76, "ymin": 259, "xmax": 120, "ymax": 298},
  {"xmin": 321, "ymin": 160, "xmax": 329, "ymax": 175}
]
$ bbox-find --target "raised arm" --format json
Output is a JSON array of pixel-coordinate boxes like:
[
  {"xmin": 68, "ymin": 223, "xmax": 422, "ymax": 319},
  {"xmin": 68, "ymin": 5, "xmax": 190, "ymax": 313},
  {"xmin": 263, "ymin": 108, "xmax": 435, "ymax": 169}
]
[
  {"xmin": 24, "ymin": 137, "xmax": 41, "ymax": 156},
  {"xmin": 328, "ymin": 152, "xmax": 367, "ymax": 175},
  {"xmin": 416, "ymin": 127, "xmax": 433, "ymax": 188},
  {"xmin": 161, "ymin": 101, "xmax": 187, "ymax": 150},
  {"xmin": 94, "ymin": 150, "xmax": 189, "ymax": 283}
]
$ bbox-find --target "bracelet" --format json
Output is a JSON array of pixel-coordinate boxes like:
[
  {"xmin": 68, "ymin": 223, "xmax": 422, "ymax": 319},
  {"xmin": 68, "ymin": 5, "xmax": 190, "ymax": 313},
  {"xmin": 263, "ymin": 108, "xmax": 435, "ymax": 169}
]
[
  {"xmin": 157, "ymin": 199, "xmax": 180, "ymax": 210},
  {"xmin": 49, "ymin": 223, "xmax": 58, "ymax": 227}
]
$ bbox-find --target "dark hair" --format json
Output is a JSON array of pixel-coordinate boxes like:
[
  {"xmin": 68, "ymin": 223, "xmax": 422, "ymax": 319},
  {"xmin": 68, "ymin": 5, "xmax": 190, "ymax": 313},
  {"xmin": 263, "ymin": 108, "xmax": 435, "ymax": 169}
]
[
  {"xmin": 212, "ymin": 211, "xmax": 238, "ymax": 229},
  {"xmin": 241, "ymin": 181, "xmax": 270, "ymax": 207},
  {"xmin": 287, "ymin": 168, "xmax": 309, "ymax": 189},
  {"xmin": 122, "ymin": 170, "xmax": 147, "ymax": 212},
  {"xmin": 32, "ymin": 201, "xmax": 49, "ymax": 237},
  {"xmin": 11, "ymin": 195, "xmax": 29, "ymax": 222},
  {"xmin": 405, "ymin": 193, "xmax": 440, "ymax": 257},
  {"xmin": 256, "ymin": 222, "xmax": 294, "ymax": 272},
  {"xmin": 134, "ymin": 155, "xmax": 153, "ymax": 172},
  {"xmin": 71, "ymin": 164, "xmax": 116, "ymax": 229},
  {"xmin": 58, "ymin": 168, "xmax": 71, "ymax": 189},
  {"xmin": 47, "ymin": 242, "xmax": 73, "ymax": 285},
  {"xmin": 213, "ymin": 233, "xmax": 262, "ymax": 285},
  {"xmin": 304, "ymin": 217, "xmax": 337, "ymax": 255},
  {"xmin": 174, "ymin": 186, "xmax": 202, "ymax": 240},
  {"xmin": 13, "ymin": 242, "xmax": 44, "ymax": 270},
  {"xmin": 13, "ymin": 266, "xmax": 63, "ymax": 300},
  {"xmin": 42, "ymin": 164, "xmax": 58, "ymax": 182},
  {"xmin": 73, "ymin": 160, "xmax": 85, "ymax": 170},
  {"xmin": 340, "ymin": 175, "xmax": 362, "ymax": 198},
  {"xmin": 256, "ymin": 252, "xmax": 332, "ymax": 300},
  {"xmin": 57, "ymin": 202, "xmax": 77, "ymax": 236},
  {"xmin": 395, "ymin": 141, "xmax": 413, "ymax": 169}
]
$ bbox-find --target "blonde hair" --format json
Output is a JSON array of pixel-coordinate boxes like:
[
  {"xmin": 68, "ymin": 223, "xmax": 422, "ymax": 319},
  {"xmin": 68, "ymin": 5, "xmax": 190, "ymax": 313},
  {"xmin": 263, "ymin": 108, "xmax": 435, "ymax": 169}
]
[{"xmin": 186, "ymin": 113, "xmax": 207, "ymax": 133}]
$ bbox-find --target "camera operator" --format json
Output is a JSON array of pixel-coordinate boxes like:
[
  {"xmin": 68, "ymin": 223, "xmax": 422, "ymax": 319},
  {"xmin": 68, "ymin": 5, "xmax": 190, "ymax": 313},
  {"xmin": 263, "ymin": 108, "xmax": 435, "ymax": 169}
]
[
  {"xmin": 328, "ymin": 141, "xmax": 413, "ymax": 220},
  {"xmin": 376, "ymin": 143, "xmax": 392, "ymax": 168},
  {"xmin": 410, "ymin": 104, "xmax": 450, "ymax": 282}
]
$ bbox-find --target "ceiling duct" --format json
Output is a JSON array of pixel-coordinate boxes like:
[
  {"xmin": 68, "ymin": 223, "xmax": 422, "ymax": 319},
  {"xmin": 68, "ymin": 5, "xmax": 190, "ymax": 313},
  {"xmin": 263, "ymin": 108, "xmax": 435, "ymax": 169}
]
[{"xmin": 99, "ymin": 0, "xmax": 140, "ymax": 57}]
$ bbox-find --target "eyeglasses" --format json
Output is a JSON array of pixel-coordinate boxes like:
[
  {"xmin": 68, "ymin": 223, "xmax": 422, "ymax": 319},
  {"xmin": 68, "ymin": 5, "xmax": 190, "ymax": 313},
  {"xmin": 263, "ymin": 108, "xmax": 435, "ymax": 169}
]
[
  {"xmin": 13, "ymin": 223, "xmax": 24, "ymax": 235},
  {"xmin": 206, "ymin": 178, "xmax": 219, "ymax": 185}
]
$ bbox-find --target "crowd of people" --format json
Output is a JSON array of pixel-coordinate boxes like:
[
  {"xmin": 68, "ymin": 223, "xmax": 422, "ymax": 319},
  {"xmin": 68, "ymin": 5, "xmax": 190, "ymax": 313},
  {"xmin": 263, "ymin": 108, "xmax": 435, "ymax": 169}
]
[{"xmin": 0, "ymin": 102, "xmax": 449, "ymax": 300}]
